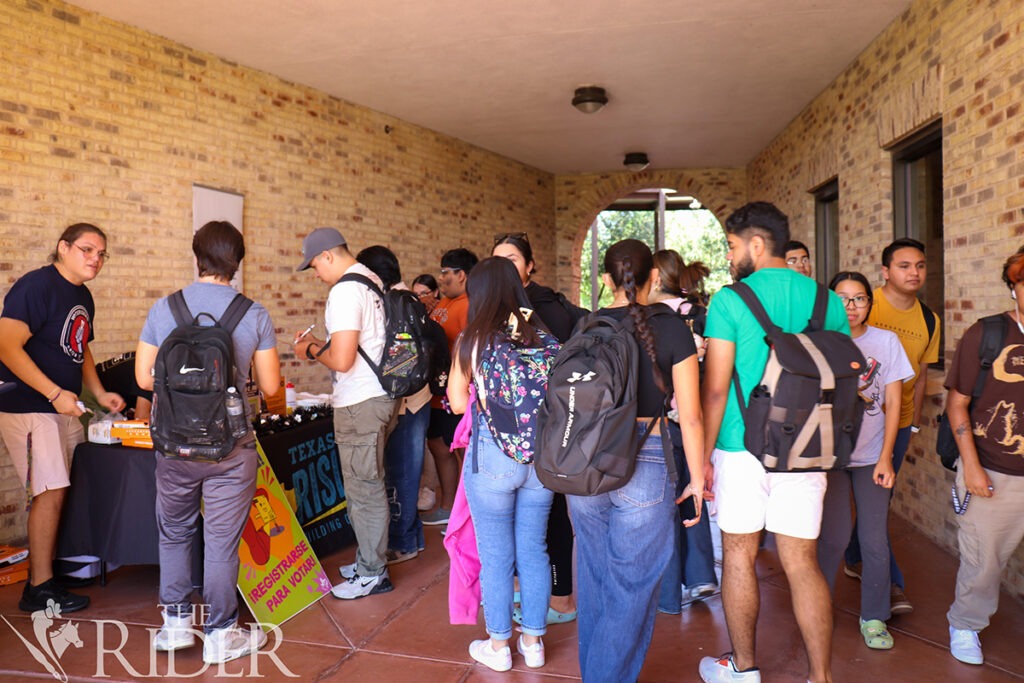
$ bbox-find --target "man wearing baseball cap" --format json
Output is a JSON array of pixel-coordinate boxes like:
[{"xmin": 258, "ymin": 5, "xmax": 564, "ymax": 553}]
[{"xmin": 294, "ymin": 228, "xmax": 397, "ymax": 599}]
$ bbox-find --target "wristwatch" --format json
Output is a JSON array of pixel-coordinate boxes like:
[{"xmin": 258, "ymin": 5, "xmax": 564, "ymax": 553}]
[{"xmin": 910, "ymin": 424, "xmax": 920, "ymax": 434}]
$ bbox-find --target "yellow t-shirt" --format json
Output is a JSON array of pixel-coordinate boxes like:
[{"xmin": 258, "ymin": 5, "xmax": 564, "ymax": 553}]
[{"xmin": 867, "ymin": 287, "xmax": 940, "ymax": 427}]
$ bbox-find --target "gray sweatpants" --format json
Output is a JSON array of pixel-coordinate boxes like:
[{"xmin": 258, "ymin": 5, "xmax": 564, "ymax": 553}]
[
  {"xmin": 817, "ymin": 465, "xmax": 893, "ymax": 621},
  {"xmin": 334, "ymin": 396, "xmax": 397, "ymax": 577},
  {"xmin": 155, "ymin": 443, "xmax": 257, "ymax": 632}
]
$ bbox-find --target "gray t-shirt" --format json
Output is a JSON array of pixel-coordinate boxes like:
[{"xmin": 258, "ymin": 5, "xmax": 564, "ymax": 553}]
[
  {"xmin": 140, "ymin": 282, "xmax": 276, "ymax": 424},
  {"xmin": 849, "ymin": 325, "xmax": 915, "ymax": 467}
]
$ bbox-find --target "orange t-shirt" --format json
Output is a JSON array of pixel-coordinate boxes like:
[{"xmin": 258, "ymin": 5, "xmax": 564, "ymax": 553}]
[{"xmin": 430, "ymin": 294, "xmax": 468, "ymax": 409}]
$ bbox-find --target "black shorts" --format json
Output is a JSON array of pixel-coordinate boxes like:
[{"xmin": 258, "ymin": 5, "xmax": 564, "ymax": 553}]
[{"xmin": 426, "ymin": 408, "xmax": 461, "ymax": 446}]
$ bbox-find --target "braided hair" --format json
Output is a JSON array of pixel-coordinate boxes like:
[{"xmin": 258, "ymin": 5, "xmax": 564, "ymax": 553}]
[{"xmin": 605, "ymin": 239, "xmax": 666, "ymax": 394}]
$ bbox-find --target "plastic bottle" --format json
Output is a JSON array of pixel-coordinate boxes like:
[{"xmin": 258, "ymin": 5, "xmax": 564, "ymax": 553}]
[
  {"xmin": 225, "ymin": 387, "xmax": 248, "ymax": 439},
  {"xmin": 285, "ymin": 382, "xmax": 296, "ymax": 414}
]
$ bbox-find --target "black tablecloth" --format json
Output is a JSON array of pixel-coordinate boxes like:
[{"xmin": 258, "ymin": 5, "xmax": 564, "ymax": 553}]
[{"xmin": 57, "ymin": 443, "xmax": 160, "ymax": 566}]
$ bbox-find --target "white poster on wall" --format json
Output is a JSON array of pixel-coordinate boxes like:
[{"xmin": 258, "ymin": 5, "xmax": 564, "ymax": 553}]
[{"xmin": 192, "ymin": 184, "xmax": 245, "ymax": 292}]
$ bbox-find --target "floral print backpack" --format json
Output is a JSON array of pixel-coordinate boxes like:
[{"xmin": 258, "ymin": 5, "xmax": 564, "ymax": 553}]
[{"xmin": 473, "ymin": 313, "xmax": 561, "ymax": 464}]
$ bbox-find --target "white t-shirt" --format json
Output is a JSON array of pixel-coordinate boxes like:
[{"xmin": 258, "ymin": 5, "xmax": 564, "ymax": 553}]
[
  {"xmin": 325, "ymin": 263, "xmax": 387, "ymax": 407},
  {"xmin": 849, "ymin": 325, "xmax": 915, "ymax": 467}
]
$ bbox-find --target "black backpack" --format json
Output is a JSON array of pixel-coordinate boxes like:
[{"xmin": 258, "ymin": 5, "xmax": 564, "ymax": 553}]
[
  {"xmin": 935, "ymin": 314, "xmax": 1008, "ymax": 470},
  {"xmin": 151, "ymin": 290, "xmax": 253, "ymax": 461},
  {"xmin": 729, "ymin": 282, "xmax": 866, "ymax": 472},
  {"xmin": 535, "ymin": 310, "xmax": 674, "ymax": 496},
  {"xmin": 338, "ymin": 273, "xmax": 435, "ymax": 399}
]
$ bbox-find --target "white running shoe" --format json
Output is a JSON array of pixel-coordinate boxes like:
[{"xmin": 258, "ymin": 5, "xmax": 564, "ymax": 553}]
[
  {"xmin": 949, "ymin": 626, "xmax": 983, "ymax": 665},
  {"xmin": 338, "ymin": 562, "xmax": 358, "ymax": 580},
  {"xmin": 469, "ymin": 638, "xmax": 512, "ymax": 672},
  {"xmin": 202, "ymin": 623, "xmax": 267, "ymax": 664},
  {"xmin": 153, "ymin": 609, "xmax": 195, "ymax": 652},
  {"xmin": 517, "ymin": 634, "xmax": 545, "ymax": 668},
  {"xmin": 331, "ymin": 570, "xmax": 394, "ymax": 600},
  {"xmin": 698, "ymin": 653, "xmax": 761, "ymax": 682}
]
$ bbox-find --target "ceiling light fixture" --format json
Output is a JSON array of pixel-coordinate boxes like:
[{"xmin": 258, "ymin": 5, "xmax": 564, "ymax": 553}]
[
  {"xmin": 572, "ymin": 86, "xmax": 608, "ymax": 114},
  {"xmin": 623, "ymin": 152, "xmax": 650, "ymax": 172}
]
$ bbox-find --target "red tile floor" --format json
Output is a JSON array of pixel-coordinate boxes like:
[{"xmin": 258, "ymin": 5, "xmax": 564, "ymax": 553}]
[{"xmin": 0, "ymin": 515, "xmax": 1021, "ymax": 682}]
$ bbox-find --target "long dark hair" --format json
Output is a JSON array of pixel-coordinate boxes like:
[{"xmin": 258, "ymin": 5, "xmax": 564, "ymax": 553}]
[
  {"xmin": 605, "ymin": 239, "xmax": 665, "ymax": 393},
  {"xmin": 356, "ymin": 245, "xmax": 401, "ymax": 290},
  {"xmin": 653, "ymin": 249, "xmax": 710, "ymax": 304},
  {"xmin": 493, "ymin": 232, "xmax": 535, "ymax": 278},
  {"xmin": 455, "ymin": 257, "xmax": 541, "ymax": 377}
]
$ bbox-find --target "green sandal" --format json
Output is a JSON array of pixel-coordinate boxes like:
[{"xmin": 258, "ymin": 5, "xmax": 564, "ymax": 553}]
[{"xmin": 859, "ymin": 618, "xmax": 894, "ymax": 650}]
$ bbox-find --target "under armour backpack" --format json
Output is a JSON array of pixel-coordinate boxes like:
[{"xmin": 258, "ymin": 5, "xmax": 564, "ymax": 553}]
[
  {"xmin": 473, "ymin": 330, "xmax": 561, "ymax": 464},
  {"xmin": 729, "ymin": 281, "xmax": 866, "ymax": 472},
  {"xmin": 339, "ymin": 273, "xmax": 435, "ymax": 399},
  {"xmin": 535, "ymin": 311, "xmax": 672, "ymax": 496},
  {"xmin": 151, "ymin": 290, "xmax": 253, "ymax": 461}
]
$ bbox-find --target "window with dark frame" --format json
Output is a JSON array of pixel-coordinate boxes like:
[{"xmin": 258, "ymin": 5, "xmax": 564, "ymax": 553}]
[
  {"xmin": 813, "ymin": 179, "xmax": 839, "ymax": 285},
  {"xmin": 890, "ymin": 120, "xmax": 944, "ymax": 366}
]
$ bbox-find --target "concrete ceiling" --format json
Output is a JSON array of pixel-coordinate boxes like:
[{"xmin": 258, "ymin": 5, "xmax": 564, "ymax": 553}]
[{"xmin": 68, "ymin": 0, "xmax": 913, "ymax": 174}]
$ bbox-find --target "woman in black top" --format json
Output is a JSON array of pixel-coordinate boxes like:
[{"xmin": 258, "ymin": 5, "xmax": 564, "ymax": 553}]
[
  {"xmin": 493, "ymin": 232, "xmax": 578, "ymax": 622},
  {"xmin": 570, "ymin": 239, "xmax": 704, "ymax": 683}
]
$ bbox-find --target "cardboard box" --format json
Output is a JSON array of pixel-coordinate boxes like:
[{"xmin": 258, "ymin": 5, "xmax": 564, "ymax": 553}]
[{"xmin": 111, "ymin": 420, "xmax": 151, "ymax": 440}]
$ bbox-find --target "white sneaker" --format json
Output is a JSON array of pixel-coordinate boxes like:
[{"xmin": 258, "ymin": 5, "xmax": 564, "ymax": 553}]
[
  {"xmin": 331, "ymin": 570, "xmax": 394, "ymax": 600},
  {"xmin": 417, "ymin": 487, "xmax": 436, "ymax": 511},
  {"xmin": 469, "ymin": 638, "xmax": 512, "ymax": 672},
  {"xmin": 202, "ymin": 623, "xmax": 267, "ymax": 664},
  {"xmin": 698, "ymin": 653, "xmax": 761, "ymax": 682},
  {"xmin": 949, "ymin": 626, "xmax": 983, "ymax": 665},
  {"xmin": 517, "ymin": 634, "xmax": 544, "ymax": 668},
  {"xmin": 338, "ymin": 562, "xmax": 358, "ymax": 580},
  {"xmin": 153, "ymin": 609, "xmax": 195, "ymax": 652}
]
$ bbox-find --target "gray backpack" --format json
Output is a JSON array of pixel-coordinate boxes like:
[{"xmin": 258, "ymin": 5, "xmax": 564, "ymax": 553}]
[{"xmin": 729, "ymin": 282, "xmax": 865, "ymax": 471}]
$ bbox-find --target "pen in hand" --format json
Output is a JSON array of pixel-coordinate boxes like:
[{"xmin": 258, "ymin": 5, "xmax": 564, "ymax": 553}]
[{"xmin": 294, "ymin": 323, "xmax": 316, "ymax": 343}]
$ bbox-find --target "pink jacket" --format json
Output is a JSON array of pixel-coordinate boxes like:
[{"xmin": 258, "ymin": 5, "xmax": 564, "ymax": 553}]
[{"xmin": 443, "ymin": 397, "xmax": 481, "ymax": 625}]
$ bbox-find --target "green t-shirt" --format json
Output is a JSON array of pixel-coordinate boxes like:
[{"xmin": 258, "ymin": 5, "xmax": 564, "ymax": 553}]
[{"xmin": 704, "ymin": 268, "xmax": 851, "ymax": 453}]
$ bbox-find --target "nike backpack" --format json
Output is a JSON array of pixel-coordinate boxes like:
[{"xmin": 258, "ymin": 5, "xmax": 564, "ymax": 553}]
[
  {"xmin": 535, "ymin": 310, "xmax": 673, "ymax": 496},
  {"xmin": 338, "ymin": 273, "xmax": 436, "ymax": 399},
  {"xmin": 728, "ymin": 281, "xmax": 866, "ymax": 472},
  {"xmin": 151, "ymin": 290, "xmax": 253, "ymax": 461}
]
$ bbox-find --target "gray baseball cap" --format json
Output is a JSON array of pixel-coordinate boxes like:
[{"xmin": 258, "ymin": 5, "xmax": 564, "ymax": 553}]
[{"xmin": 297, "ymin": 227, "xmax": 346, "ymax": 271}]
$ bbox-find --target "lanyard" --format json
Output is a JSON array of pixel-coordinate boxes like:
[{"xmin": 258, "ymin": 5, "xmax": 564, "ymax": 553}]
[{"xmin": 951, "ymin": 485, "xmax": 971, "ymax": 515}]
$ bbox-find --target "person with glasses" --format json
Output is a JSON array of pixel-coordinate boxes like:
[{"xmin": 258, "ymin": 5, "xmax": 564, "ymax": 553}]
[
  {"xmin": 411, "ymin": 274, "xmax": 440, "ymax": 313},
  {"xmin": 423, "ymin": 248, "xmax": 479, "ymax": 526},
  {"xmin": 0, "ymin": 223, "xmax": 126, "ymax": 614},
  {"xmin": 944, "ymin": 244, "xmax": 1024, "ymax": 666},
  {"xmin": 492, "ymin": 231, "xmax": 578, "ymax": 624},
  {"xmin": 816, "ymin": 271, "xmax": 913, "ymax": 652},
  {"xmin": 784, "ymin": 240, "xmax": 812, "ymax": 278}
]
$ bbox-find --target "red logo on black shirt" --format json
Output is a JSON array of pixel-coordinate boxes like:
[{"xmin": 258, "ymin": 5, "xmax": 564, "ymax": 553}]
[{"xmin": 60, "ymin": 305, "xmax": 90, "ymax": 363}]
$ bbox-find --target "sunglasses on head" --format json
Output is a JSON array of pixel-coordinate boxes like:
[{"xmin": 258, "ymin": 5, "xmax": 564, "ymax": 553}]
[{"xmin": 493, "ymin": 231, "xmax": 529, "ymax": 246}]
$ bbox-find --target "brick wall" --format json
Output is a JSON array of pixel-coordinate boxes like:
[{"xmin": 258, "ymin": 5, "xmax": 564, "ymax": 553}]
[
  {"xmin": 0, "ymin": 0, "xmax": 554, "ymax": 543},
  {"xmin": 553, "ymin": 168, "xmax": 748, "ymax": 297},
  {"xmin": 747, "ymin": 0, "xmax": 1024, "ymax": 597}
]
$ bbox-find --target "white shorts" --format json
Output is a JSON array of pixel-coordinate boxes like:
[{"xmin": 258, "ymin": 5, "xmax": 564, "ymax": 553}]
[
  {"xmin": 0, "ymin": 412, "xmax": 83, "ymax": 498},
  {"xmin": 711, "ymin": 448, "xmax": 827, "ymax": 540}
]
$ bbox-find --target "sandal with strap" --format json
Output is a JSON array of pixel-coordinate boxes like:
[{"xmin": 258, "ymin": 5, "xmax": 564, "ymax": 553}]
[{"xmin": 860, "ymin": 618, "xmax": 894, "ymax": 650}]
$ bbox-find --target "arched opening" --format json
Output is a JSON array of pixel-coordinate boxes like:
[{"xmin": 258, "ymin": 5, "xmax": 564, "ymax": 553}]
[{"xmin": 578, "ymin": 188, "xmax": 729, "ymax": 308}]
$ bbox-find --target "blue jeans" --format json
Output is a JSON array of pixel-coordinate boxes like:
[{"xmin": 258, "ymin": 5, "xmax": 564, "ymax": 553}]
[
  {"xmin": 845, "ymin": 425, "xmax": 910, "ymax": 588},
  {"xmin": 384, "ymin": 404, "xmax": 430, "ymax": 554},
  {"xmin": 659, "ymin": 424, "xmax": 717, "ymax": 612},
  {"xmin": 570, "ymin": 428, "xmax": 675, "ymax": 683},
  {"xmin": 463, "ymin": 416, "xmax": 553, "ymax": 640}
]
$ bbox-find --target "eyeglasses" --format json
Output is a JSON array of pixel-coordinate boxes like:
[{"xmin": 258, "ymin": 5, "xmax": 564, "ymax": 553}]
[
  {"xmin": 785, "ymin": 256, "xmax": 810, "ymax": 266},
  {"xmin": 493, "ymin": 231, "xmax": 529, "ymax": 246},
  {"xmin": 73, "ymin": 243, "xmax": 110, "ymax": 262},
  {"xmin": 439, "ymin": 267, "xmax": 462, "ymax": 275},
  {"xmin": 415, "ymin": 290, "xmax": 436, "ymax": 300},
  {"xmin": 838, "ymin": 295, "xmax": 870, "ymax": 309}
]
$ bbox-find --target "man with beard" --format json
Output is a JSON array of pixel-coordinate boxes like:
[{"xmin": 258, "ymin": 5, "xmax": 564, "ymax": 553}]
[{"xmin": 697, "ymin": 202, "xmax": 849, "ymax": 683}]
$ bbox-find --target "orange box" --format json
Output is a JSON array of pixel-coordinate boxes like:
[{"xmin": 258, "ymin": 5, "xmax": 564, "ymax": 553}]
[
  {"xmin": 111, "ymin": 420, "xmax": 151, "ymax": 441},
  {"xmin": 120, "ymin": 436, "xmax": 154, "ymax": 449}
]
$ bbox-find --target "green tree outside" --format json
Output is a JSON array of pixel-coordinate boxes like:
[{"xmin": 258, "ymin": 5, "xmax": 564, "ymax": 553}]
[{"xmin": 579, "ymin": 209, "xmax": 730, "ymax": 308}]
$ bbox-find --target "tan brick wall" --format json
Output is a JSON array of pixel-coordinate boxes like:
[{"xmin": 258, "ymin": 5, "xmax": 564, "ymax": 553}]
[
  {"xmin": 553, "ymin": 168, "xmax": 748, "ymax": 297},
  {"xmin": 748, "ymin": 0, "xmax": 1024, "ymax": 597},
  {"xmin": 0, "ymin": 0, "xmax": 554, "ymax": 543}
]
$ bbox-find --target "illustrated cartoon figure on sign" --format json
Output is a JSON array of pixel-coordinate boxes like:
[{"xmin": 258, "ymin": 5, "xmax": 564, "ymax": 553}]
[{"xmin": 241, "ymin": 487, "xmax": 285, "ymax": 566}]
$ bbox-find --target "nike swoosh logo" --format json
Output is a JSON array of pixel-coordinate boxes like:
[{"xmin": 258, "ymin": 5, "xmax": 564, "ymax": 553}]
[{"xmin": 179, "ymin": 366, "xmax": 204, "ymax": 374}]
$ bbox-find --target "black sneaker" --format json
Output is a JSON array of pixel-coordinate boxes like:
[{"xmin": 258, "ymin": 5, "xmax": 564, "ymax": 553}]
[{"xmin": 19, "ymin": 578, "xmax": 90, "ymax": 614}]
